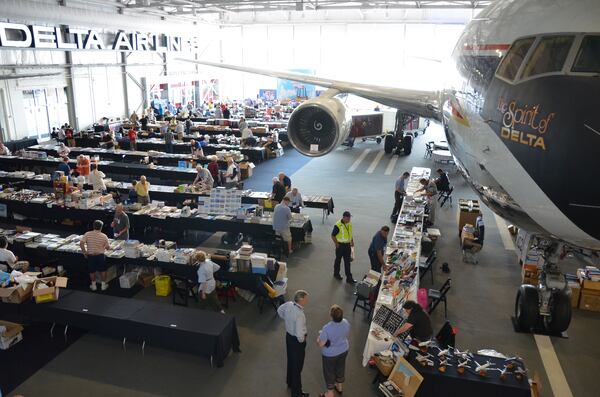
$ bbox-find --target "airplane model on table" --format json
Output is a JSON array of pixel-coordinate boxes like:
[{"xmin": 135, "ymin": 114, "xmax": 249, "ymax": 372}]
[{"xmin": 178, "ymin": 0, "xmax": 600, "ymax": 333}]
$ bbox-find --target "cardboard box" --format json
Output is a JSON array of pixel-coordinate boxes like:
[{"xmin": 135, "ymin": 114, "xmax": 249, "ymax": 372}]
[
  {"xmin": 388, "ymin": 356, "xmax": 423, "ymax": 397},
  {"xmin": 0, "ymin": 282, "xmax": 34, "ymax": 304},
  {"xmin": 522, "ymin": 264, "xmax": 540, "ymax": 285},
  {"xmin": 0, "ymin": 320, "xmax": 24, "ymax": 350},
  {"xmin": 569, "ymin": 282, "xmax": 581, "ymax": 308},
  {"xmin": 579, "ymin": 289, "xmax": 600, "ymax": 312},
  {"xmin": 577, "ymin": 269, "xmax": 600, "ymax": 291},
  {"xmin": 239, "ymin": 162, "xmax": 254, "ymax": 179},
  {"xmin": 32, "ymin": 276, "xmax": 68, "ymax": 303},
  {"xmin": 457, "ymin": 199, "xmax": 480, "ymax": 235},
  {"xmin": 139, "ymin": 274, "xmax": 154, "ymax": 288}
]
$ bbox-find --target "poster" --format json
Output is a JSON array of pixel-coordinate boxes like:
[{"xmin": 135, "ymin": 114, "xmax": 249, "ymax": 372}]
[
  {"xmin": 259, "ymin": 89, "xmax": 277, "ymax": 101},
  {"xmin": 277, "ymin": 69, "xmax": 316, "ymax": 100}
]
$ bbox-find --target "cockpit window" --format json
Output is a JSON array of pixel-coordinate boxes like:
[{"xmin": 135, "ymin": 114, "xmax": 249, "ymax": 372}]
[
  {"xmin": 572, "ymin": 35, "xmax": 600, "ymax": 73},
  {"xmin": 496, "ymin": 37, "xmax": 535, "ymax": 81},
  {"xmin": 521, "ymin": 35, "xmax": 575, "ymax": 78}
]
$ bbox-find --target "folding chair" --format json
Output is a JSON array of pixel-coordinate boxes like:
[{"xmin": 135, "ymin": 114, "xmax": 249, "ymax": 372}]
[
  {"xmin": 438, "ymin": 186, "xmax": 454, "ymax": 208},
  {"xmin": 435, "ymin": 320, "xmax": 457, "ymax": 348},
  {"xmin": 419, "ymin": 249, "xmax": 436, "ymax": 284},
  {"xmin": 428, "ymin": 278, "xmax": 451, "ymax": 318},
  {"xmin": 267, "ymin": 234, "xmax": 286, "ymax": 260},
  {"xmin": 353, "ymin": 279, "xmax": 374, "ymax": 319},
  {"xmin": 424, "ymin": 141, "xmax": 434, "ymax": 158},
  {"xmin": 171, "ymin": 275, "xmax": 198, "ymax": 307}
]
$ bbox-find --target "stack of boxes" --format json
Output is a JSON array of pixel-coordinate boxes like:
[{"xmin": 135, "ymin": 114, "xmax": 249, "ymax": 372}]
[
  {"xmin": 250, "ymin": 252, "xmax": 268, "ymax": 274},
  {"xmin": 457, "ymin": 199, "xmax": 480, "ymax": 236},
  {"xmin": 577, "ymin": 267, "xmax": 600, "ymax": 312}
]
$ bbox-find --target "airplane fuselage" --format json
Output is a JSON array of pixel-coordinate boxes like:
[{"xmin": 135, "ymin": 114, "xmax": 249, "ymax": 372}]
[{"xmin": 444, "ymin": 0, "xmax": 600, "ymax": 250}]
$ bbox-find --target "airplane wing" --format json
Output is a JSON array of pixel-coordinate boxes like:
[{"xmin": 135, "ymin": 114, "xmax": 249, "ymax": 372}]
[{"xmin": 175, "ymin": 58, "xmax": 442, "ymax": 120}]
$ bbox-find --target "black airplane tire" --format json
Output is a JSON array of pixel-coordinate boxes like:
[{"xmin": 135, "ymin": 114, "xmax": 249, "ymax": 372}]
[
  {"xmin": 384, "ymin": 134, "xmax": 394, "ymax": 154},
  {"xmin": 376, "ymin": 137, "xmax": 382, "ymax": 144},
  {"xmin": 515, "ymin": 285, "xmax": 540, "ymax": 331},
  {"xmin": 402, "ymin": 136, "xmax": 413, "ymax": 155},
  {"xmin": 546, "ymin": 291, "xmax": 571, "ymax": 333}
]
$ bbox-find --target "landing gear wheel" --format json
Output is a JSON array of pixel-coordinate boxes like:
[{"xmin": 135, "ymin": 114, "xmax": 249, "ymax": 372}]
[
  {"xmin": 545, "ymin": 290, "xmax": 571, "ymax": 333},
  {"xmin": 402, "ymin": 135, "xmax": 413, "ymax": 155},
  {"xmin": 515, "ymin": 285, "xmax": 540, "ymax": 331},
  {"xmin": 376, "ymin": 137, "xmax": 382, "ymax": 144},
  {"xmin": 384, "ymin": 134, "xmax": 394, "ymax": 154}
]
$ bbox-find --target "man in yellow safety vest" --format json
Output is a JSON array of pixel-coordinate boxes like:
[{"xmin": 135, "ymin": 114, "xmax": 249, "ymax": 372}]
[{"xmin": 331, "ymin": 211, "xmax": 356, "ymax": 284}]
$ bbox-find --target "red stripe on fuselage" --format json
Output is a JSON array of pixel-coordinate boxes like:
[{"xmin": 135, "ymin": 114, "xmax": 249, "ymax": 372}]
[{"xmin": 463, "ymin": 44, "xmax": 510, "ymax": 51}]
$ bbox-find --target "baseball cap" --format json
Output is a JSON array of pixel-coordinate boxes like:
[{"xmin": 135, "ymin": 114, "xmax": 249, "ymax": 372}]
[{"xmin": 343, "ymin": 211, "xmax": 352, "ymax": 218}]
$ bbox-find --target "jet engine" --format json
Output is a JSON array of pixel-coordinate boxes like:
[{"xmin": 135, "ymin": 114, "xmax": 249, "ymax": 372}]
[{"xmin": 287, "ymin": 95, "xmax": 352, "ymax": 157}]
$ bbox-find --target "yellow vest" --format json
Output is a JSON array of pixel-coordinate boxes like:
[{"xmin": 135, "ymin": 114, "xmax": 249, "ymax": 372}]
[{"xmin": 335, "ymin": 220, "xmax": 353, "ymax": 243}]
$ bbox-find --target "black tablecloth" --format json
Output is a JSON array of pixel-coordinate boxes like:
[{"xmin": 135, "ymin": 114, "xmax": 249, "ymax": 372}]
[
  {"xmin": 0, "ymin": 198, "xmax": 312, "ymax": 243},
  {"xmin": 406, "ymin": 351, "xmax": 530, "ymax": 397},
  {"xmin": 73, "ymin": 137, "xmax": 265, "ymax": 163},
  {"xmin": 0, "ymin": 156, "xmax": 198, "ymax": 185},
  {"xmin": 23, "ymin": 290, "xmax": 240, "ymax": 366},
  {"xmin": 7, "ymin": 138, "xmax": 38, "ymax": 152},
  {"xmin": 0, "ymin": 175, "xmax": 333, "ymax": 214}
]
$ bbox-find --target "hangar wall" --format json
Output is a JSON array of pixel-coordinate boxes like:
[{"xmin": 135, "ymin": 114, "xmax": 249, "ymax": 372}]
[{"xmin": 0, "ymin": 0, "xmax": 472, "ymax": 141}]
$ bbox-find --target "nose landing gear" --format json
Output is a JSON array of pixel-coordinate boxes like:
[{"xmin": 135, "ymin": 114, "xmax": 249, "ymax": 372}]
[{"xmin": 514, "ymin": 240, "xmax": 571, "ymax": 335}]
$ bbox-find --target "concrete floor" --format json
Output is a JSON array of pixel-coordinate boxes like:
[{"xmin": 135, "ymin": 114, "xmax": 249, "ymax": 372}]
[{"xmin": 11, "ymin": 123, "xmax": 600, "ymax": 397}]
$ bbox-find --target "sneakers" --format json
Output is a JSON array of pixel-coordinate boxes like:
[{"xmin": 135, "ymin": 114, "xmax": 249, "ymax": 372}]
[
  {"xmin": 101, "ymin": 282, "xmax": 109, "ymax": 291},
  {"xmin": 90, "ymin": 283, "xmax": 97, "ymax": 291}
]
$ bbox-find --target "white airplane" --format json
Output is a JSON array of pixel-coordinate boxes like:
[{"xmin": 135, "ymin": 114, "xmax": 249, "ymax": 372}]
[
  {"xmin": 475, "ymin": 361, "xmax": 493, "ymax": 373},
  {"xmin": 177, "ymin": 0, "xmax": 600, "ymax": 333}
]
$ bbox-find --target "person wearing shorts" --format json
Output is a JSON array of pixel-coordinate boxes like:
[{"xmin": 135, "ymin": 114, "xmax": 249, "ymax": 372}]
[{"xmin": 80, "ymin": 220, "xmax": 111, "ymax": 291}]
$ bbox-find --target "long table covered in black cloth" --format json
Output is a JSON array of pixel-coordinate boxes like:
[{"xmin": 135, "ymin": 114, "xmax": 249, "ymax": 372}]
[
  {"xmin": 0, "ymin": 155, "xmax": 199, "ymax": 185},
  {"xmin": 29, "ymin": 144, "xmax": 237, "ymax": 168},
  {"xmin": 0, "ymin": 174, "xmax": 334, "ymax": 215},
  {"xmin": 11, "ymin": 290, "xmax": 240, "ymax": 367},
  {"xmin": 12, "ymin": 241, "xmax": 200, "ymax": 280},
  {"xmin": 406, "ymin": 351, "xmax": 530, "ymax": 397},
  {"xmin": 71, "ymin": 138, "xmax": 266, "ymax": 163},
  {"xmin": 0, "ymin": 198, "xmax": 313, "ymax": 243},
  {"xmin": 6, "ymin": 138, "xmax": 38, "ymax": 153},
  {"xmin": 11, "ymin": 240, "xmax": 281, "ymax": 305}
]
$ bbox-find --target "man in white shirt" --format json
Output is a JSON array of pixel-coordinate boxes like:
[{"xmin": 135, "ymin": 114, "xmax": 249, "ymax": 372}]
[
  {"xmin": 175, "ymin": 121, "xmax": 185, "ymax": 140},
  {"xmin": 88, "ymin": 164, "xmax": 107, "ymax": 193},
  {"xmin": 277, "ymin": 290, "xmax": 310, "ymax": 397},
  {"xmin": 57, "ymin": 142, "xmax": 71, "ymax": 157},
  {"xmin": 57, "ymin": 126, "xmax": 66, "ymax": 142},
  {"xmin": 224, "ymin": 158, "xmax": 239, "ymax": 187},
  {"xmin": 285, "ymin": 188, "xmax": 304, "ymax": 213},
  {"xmin": 193, "ymin": 165, "xmax": 214, "ymax": 188},
  {"xmin": 195, "ymin": 250, "xmax": 224, "ymax": 313}
]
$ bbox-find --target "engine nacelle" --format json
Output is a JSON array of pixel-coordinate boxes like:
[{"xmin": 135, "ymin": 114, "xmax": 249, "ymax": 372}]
[{"xmin": 287, "ymin": 95, "xmax": 352, "ymax": 157}]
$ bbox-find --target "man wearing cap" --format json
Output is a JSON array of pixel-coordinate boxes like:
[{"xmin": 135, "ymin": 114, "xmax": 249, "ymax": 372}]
[{"xmin": 331, "ymin": 211, "xmax": 356, "ymax": 284}]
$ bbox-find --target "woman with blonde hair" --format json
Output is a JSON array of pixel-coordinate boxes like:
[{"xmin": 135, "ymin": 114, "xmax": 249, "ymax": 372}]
[
  {"xmin": 195, "ymin": 250, "xmax": 224, "ymax": 313},
  {"xmin": 317, "ymin": 304, "xmax": 350, "ymax": 396}
]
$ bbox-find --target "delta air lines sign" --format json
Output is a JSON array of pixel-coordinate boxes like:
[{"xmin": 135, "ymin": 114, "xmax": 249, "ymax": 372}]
[{"xmin": 0, "ymin": 22, "xmax": 200, "ymax": 53}]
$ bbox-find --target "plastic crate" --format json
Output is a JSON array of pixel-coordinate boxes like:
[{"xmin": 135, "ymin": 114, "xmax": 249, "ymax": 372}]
[{"xmin": 119, "ymin": 272, "xmax": 138, "ymax": 289}]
